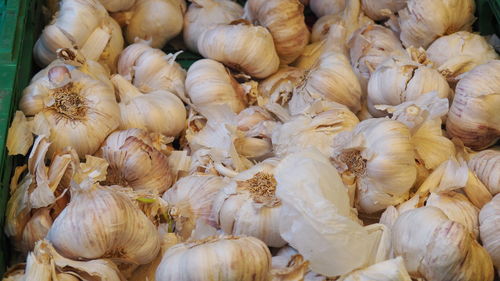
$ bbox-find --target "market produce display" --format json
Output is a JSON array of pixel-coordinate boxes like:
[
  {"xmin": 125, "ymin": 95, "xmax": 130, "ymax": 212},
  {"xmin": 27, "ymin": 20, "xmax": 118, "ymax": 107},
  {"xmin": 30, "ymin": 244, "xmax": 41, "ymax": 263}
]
[{"xmin": 2, "ymin": 0, "xmax": 500, "ymax": 280}]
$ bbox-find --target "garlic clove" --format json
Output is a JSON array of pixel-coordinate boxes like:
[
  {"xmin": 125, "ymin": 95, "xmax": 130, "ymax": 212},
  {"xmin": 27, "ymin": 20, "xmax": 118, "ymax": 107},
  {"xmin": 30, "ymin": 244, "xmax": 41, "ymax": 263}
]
[
  {"xmin": 309, "ymin": 0, "xmax": 345, "ymax": 18},
  {"xmin": 20, "ymin": 208, "xmax": 53, "ymax": 253},
  {"xmin": 479, "ymin": 194, "xmax": 500, "ymax": 276}
]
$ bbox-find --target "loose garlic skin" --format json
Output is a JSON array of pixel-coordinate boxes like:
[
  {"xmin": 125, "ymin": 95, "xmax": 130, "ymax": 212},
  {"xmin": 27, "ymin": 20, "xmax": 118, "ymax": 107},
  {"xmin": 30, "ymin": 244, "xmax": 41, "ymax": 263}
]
[
  {"xmin": 479, "ymin": 194, "xmax": 500, "ymax": 276},
  {"xmin": 156, "ymin": 236, "xmax": 272, "ymax": 281},
  {"xmin": 398, "ymin": 0, "xmax": 475, "ymax": 48},
  {"xmin": 186, "ymin": 59, "xmax": 247, "ymax": 113},
  {"xmin": 361, "ymin": 0, "xmax": 406, "ymax": 21},
  {"xmin": 184, "ymin": 0, "xmax": 243, "ymax": 53},
  {"xmin": 309, "ymin": 0, "xmax": 345, "ymax": 18},
  {"xmin": 245, "ymin": 0, "xmax": 310, "ymax": 64},
  {"xmin": 197, "ymin": 21, "xmax": 280, "ymax": 79},
  {"xmin": 367, "ymin": 57, "xmax": 451, "ymax": 117},
  {"xmin": 446, "ymin": 61, "xmax": 500, "ymax": 150},
  {"xmin": 393, "ymin": 207, "xmax": 494, "ymax": 281},
  {"xmin": 258, "ymin": 66, "xmax": 305, "ymax": 106},
  {"xmin": 468, "ymin": 150, "xmax": 500, "ymax": 195},
  {"xmin": 426, "ymin": 31, "xmax": 499, "ymax": 82}
]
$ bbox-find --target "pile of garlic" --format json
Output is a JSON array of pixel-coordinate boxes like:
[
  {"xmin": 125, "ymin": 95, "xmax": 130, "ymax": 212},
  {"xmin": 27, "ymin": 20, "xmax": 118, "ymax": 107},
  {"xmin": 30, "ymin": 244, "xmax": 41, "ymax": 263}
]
[{"xmin": 3, "ymin": 0, "xmax": 500, "ymax": 280}]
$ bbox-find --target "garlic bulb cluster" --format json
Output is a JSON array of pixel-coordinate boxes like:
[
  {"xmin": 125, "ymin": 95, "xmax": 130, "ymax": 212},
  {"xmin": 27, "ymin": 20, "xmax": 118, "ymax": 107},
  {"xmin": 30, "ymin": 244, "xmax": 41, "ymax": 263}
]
[
  {"xmin": 398, "ymin": 0, "xmax": 475, "ymax": 48},
  {"xmin": 34, "ymin": 0, "xmax": 124, "ymax": 72},
  {"xmin": 156, "ymin": 235, "xmax": 272, "ymax": 281},
  {"xmin": 479, "ymin": 194, "xmax": 500, "ymax": 276},
  {"xmin": 117, "ymin": 42, "xmax": 187, "ymax": 101},
  {"xmin": 183, "ymin": 0, "xmax": 243, "ymax": 53},
  {"xmin": 309, "ymin": 0, "xmax": 345, "ymax": 18},
  {"xmin": 426, "ymin": 31, "xmax": 499, "ymax": 82},
  {"xmin": 392, "ymin": 206, "xmax": 494, "ymax": 281},
  {"xmin": 20, "ymin": 53, "xmax": 120, "ymax": 158},
  {"xmin": 446, "ymin": 60, "xmax": 500, "ymax": 150},
  {"xmin": 112, "ymin": 74, "xmax": 186, "ymax": 137},
  {"xmin": 245, "ymin": 0, "xmax": 310, "ymax": 64},
  {"xmin": 197, "ymin": 20, "xmax": 280, "ymax": 79},
  {"xmin": 468, "ymin": 150, "xmax": 500, "ymax": 195},
  {"xmin": 361, "ymin": 0, "xmax": 406, "ymax": 21},
  {"xmin": 112, "ymin": 0, "xmax": 186, "ymax": 48}
]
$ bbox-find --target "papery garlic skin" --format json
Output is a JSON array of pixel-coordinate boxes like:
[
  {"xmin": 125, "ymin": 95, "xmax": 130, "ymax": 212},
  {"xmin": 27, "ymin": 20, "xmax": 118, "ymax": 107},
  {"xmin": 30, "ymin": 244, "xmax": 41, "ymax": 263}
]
[
  {"xmin": 245, "ymin": 0, "xmax": 310, "ymax": 64},
  {"xmin": 361, "ymin": 0, "xmax": 406, "ymax": 21},
  {"xmin": 156, "ymin": 236, "xmax": 272, "ymax": 281},
  {"xmin": 309, "ymin": 0, "xmax": 345, "ymax": 18},
  {"xmin": 331, "ymin": 118, "xmax": 417, "ymax": 214},
  {"xmin": 426, "ymin": 31, "xmax": 499, "ymax": 82},
  {"xmin": 6, "ymin": 111, "xmax": 33, "ymax": 156},
  {"xmin": 259, "ymin": 66, "xmax": 305, "ymax": 107},
  {"xmin": 398, "ymin": 0, "xmax": 475, "ymax": 48},
  {"xmin": 468, "ymin": 150, "xmax": 500, "ymax": 195},
  {"xmin": 446, "ymin": 61, "xmax": 500, "ymax": 150},
  {"xmin": 184, "ymin": 0, "xmax": 243, "ymax": 53},
  {"xmin": 393, "ymin": 206, "xmax": 494, "ymax": 281},
  {"xmin": 479, "ymin": 194, "xmax": 500, "ymax": 276},
  {"xmin": 197, "ymin": 21, "xmax": 280, "ymax": 79},
  {"xmin": 186, "ymin": 59, "xmax": 247, "ymax": 113},
  {"xmin": 339, "ymin": 257, "xmax": 412, "ymax": 281}
]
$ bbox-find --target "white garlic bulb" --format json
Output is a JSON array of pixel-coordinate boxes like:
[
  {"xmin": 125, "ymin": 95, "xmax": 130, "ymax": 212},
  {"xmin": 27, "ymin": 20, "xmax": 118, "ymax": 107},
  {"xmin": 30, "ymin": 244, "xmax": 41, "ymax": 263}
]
[
  {"xmin": 186, "ymin": 59, "xmax": 247, "ymax": 113},
  {"xmin": 245, "ymin": 0, "xmax": 310, "ymax": 64},
  {"xmin": 367, "ymin": 56, "xmax": 451, "ymax": 117},
  {"xmin": 100, "ymin": 129, "xmax": 173, "ymax": 194},
  {"xmin": 112, "ymin": 74, "xmax": 187, "ymax": 137},
  {"xmin": 113, "ymin": 0, "xmax": 186, "ymax": 48},
  {"xmin": 117, "ymin": 42, "xmax": 187, "ymax": 102},
  {"xmin": 156, "ymin": 235, "xmax": 272, "ymax": 281},
  {"xmin": 426, "ymin": 31, "xmax": 499, "ymax": 82},
  {"xmin": 163, "ymin": 174, "xmax": 227, "ymax": 240},
  {"xmin": 446, "ymin": 60, "xmax": 500, "ymax": 150},
  {"xmin": 393, "ymin": 206, "xmax": 494, "ymax": 281},
  {"xmin": 468, "ymin": 150, "xmax": 500, "ymax": 195},
  {"xmin": 99, "ymin": 0, "xmax": 135, "ymax": 12},
  {"xmin": 339, "ymin": 257, "xmax": 412, "ymax": 281},
  {"xmin": 47, "ymin": 158, "xmax": 160, "ymax": 264},
  {"xmin": 361, "ymin": 0, "xmax": 406, "ymax": 21},
  {"xmin": 331, "ymin": 118, "xmax": 417, "ymax": 214},
  {"xmin": 184, "ymin": 0, "xmax": 243, "ymax": 53},
  {"xmin": 20, "ymin": 57, "xmax": 120, "ymax": 158},
  {"xmin": 197, "ymin": 20, "xmax": 280, "ymax": 79},
  {"xmin": 34, "ymin": 0, "xmax": 124, "ymax": 72},
  {"xmin": 398, "ymin": 0, "xmax": 475, "ymax": 48},
  {"xmin": 479, "ymin": 194, "xmax": 500, "ymax": 276},
  {"xmin": 309, "ymin": 0, "xmax": 345, "ymax": 18}
]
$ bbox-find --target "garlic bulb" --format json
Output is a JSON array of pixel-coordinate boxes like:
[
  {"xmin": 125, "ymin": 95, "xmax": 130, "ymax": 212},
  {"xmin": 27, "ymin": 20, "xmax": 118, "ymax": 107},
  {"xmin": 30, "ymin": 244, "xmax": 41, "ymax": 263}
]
[
  {"xmin": 186, "ymin": 59, "xmax": 247, "ymax": 113},
  {"xmin": 245, "ymin": 0, "xmax": 310, "ymax": 64},
  {"xmin": 468, "ymin": 150, "xmax": 500, "ymax": 195},
  {"xmin": 163, "ymin": 174, "xmax": 227, "ymax": 240},
  {"xmin": 20, "ymin": 55, "xmax": 120, "ymax": 158},
  {"xmin": 34, "ymin": 0, "xmax": 124, "ymax": 72},
  {"xmin": 392, "ymin": 206, "xmax": 494, "ymax": 281},
  {"xmin": 309, "ymin": 0, "xmax": 345, "ymax": 18},
  {"xmin": 339, "ymin": 257, "xmax": 412, "ymax": 281},
  {"xmin": 47, "ymin": 157, "xmax": 160, "ymax": 264},
  {"xmin": 479, "ymin": 194, "xmax": 500, "ymax": 276},
  {"xmin": 331, "ymin": 118, "xmax": 417, "ymax": 214},
  {"xmin": 20, "ymin": 208, "xmax": 53, "ymax": 253},
  {"xmin": 426, "ymin": 31, "xmax": 499, "ymax": 82},
  {"xmin": 398, "ymin": 0, "xmax": 475, "ymax": 48},
  {"xmin": 349, "ymin": 24, "xmax": 406, "ymax": 91},
  {"xmin": 117, "ymin": 42, "xmax": 187, "ymax": 101},
  {"xmin": 446, "ymin": 60, "xmax": 500, "ymax": 150},
  {"xmin": 361, "ymin": 0, "xmax": 406, "ymax": 21},
  {"xmin": 100, "ymin": 129, "xmax": 173, "ymax": 194},
  {"xmin": 292, "ymin": 40, "xmax": 327, "ymax": 70},
  {"xmin": 211, "ymin": 160, "xmax": 285, "ymax": 247},
  {"xmin": 291, "ymin": 51, "xmax": 362, "ymax": 114},
  {"xmin": 367, "ymin": 56, "xmax": 451, "ymax": 117},
  {"xmin": 184, "ymin": 0, "xmax": 243, "ymax": 53},
  {"xmin": 197, "ymin": 20, "xmax": 280, "ymax": 79},
  {"xmin": 112, "ymin": 74, "xmax": 186, "ymax": 137},
  {"xmin": 113, "ymin": 0, "xmax": 186, "ymax": 48},
  {"xmin": 156, "ymin": 235, "xmax": 272, "ymax": 281}
]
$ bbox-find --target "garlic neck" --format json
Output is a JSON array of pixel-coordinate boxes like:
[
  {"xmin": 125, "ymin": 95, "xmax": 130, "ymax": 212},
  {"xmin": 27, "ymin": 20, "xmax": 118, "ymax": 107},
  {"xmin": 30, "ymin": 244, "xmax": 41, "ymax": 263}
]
[{"xmin": 111, "ymin": 74, "xmax": 143, "ymax": 103}]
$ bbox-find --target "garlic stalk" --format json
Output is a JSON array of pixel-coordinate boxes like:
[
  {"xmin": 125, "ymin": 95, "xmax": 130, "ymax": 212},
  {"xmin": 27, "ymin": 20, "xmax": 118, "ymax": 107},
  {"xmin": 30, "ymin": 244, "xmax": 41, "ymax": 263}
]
[
  {"xmin": 309, "ymin": 0, "xmax": 345, "ymax": 18},
  {"xmin": 245, "ymin": 0, "xmax": 310, "ymax": 64},
  {"xmin": 446, "ymin": 60, "xmax": 500, "ymax": 150},
  {"xmin": 6, "ymin": 111, "xmax": 33, "ymax": 156},
  {"xmin": 426, "ymin": 31, "xmax": 499, "ymax": 82},
  {"xmin": 392, "ymin": 206, "xmax": 494, "ymax": 281},
  {"xmin": 398, "ymin": 0, "xmax": 475, "ymax": 48},
  {"xmin": 34, "ymin": 0, "xmax": 124, "ymax": 72},
  {"xmin": 112, "ymin": 0, "xmax": 186, "ymax": 48},
  {"xmin": 331, "ymin": 118, "xmax": 417, "ymax": 213},
  {"xmin": 156, "ymin": 235, "xmax": 272, "ymax": 281},
  {"xmin": 117, "ymin": 42, "xmax": 187, "ymax": 102},
  {"xmin": 197, "ymin": 20, "xmax": 280, "ymax": 79},
  {"xmin": 100, "ymin": 129, "xmax": 173, "ymax": 194},
  {"xmin": 338, "ymin": 257, "xmax": 412, "ymax": 281},
  {"xmin": 468, "ymin": 150, "xmax": 500, "ymax": 195},
  {"xmin": 20, "ymin": 52, "xmax": 120, "ymax": 158},
  {"xmin": 186, "ymin": 59, "xmax": 247, "ymax": 113},
  {"xmin": 361, "ymin": 0, "xmax": 406, "ymax": 21},
  {"xmin": 479, "ymin": 194, "xmax": 500, "ymax": 276},
  {"xmin": 112, "ymin": 74, "xmax": 187, "ymax": 138},
  {"xmin": 184, "ymin": 0, "xmax": 243, "ymax": 53}
]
